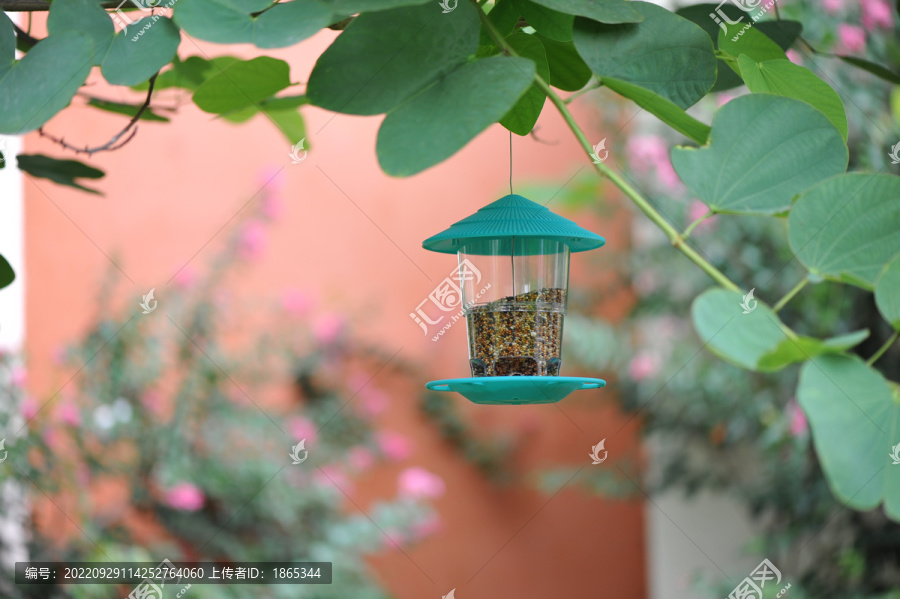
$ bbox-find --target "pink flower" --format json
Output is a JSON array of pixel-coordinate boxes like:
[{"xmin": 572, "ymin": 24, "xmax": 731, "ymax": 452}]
[
  {"xmin": 359, "ymin": 388, "xmax": 387, "ymax": 417},
  {"xmin": 238, "ymin": 220, "xmax": 267, "ymax": 260},
  {"xmin": 822, "ymin": 0, "xmax": 844, "ymax": 14},
  {"xmin": 626, "ymin": 135, "xmax": 680, "ymax": 188},
  {"xmin": 862, "ymin": 0, "xmax": 894, "ymax": 30},
  {"xmin": 348, "ymin": 446, "xmax": 374, "ymax": 471},
  {"xmin": 835, "ymin": 24, "xmax": 866, "ymax": 54},
  {"xmin": 21, "ymin": 397, "xmax": 38, "ymax": 421},
  {"xmin": 381, "ymin": 528, "xmax": 406, "ymax": 548},
  {"xmin": 56, "ymin": 401, "xmax": 81, "ymax": 427},
  {"xmin": 398, "ymin": 467, "xmax": 445, "ymax": 499},
  {"xmin": 628, "ymin": 353, "xmax": 659, "ymax": 381},
  {"xmin": 411, "ymin": 514, "xmax": 442, "ymax": 539},
  {"xmin": 288, "ymin": 417, "xmax": 317, "ymax": 444},
  {"xmin": 173, "ymin": 265, "xmax": 197, "ymax": 289},
  {"xmin": 283, "ymin": 289, "xmax": 316, "ymax": 317},
  {"xmin": 312, "ymin": 313, "xmax": 344, "ymax": 344},
  {"xmin": 785, "ymin": 49, "xmax": 803, "ymax": 65},
  {"xmin": 787, "ymin": 399, "xmax": 808, "ymax": 437},
  {"xmin": 164, "ymin": 482, "xmax": 205, "ymax": 511},
  {"xmin": 716, "ymin": 92, "xmax": 736, "ymax": 108},
  {"xmin": 11, "ymin": 366, "xmax": 26, "ymax": 388},
  {"xmin": 377, "ymin": 431, "xmax": 411, "ymax": 461}
]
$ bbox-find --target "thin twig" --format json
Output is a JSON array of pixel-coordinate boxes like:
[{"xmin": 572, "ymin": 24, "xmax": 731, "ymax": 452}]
[
  {"xmin": 38, "ymin": 74, "xmax": 158, "ymax": 157},
  {"xmin": 867, "ymin": 331, "xmax": 899, "ymax": 366},
  {"xmin": 772, "ymin": 277, "xmax": 809, "ymax": 313}
]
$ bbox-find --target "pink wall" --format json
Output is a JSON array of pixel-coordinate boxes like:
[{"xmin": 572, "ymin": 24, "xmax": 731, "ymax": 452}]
[{"xmin": 23, "ymin": 23, "xmax": 645, "ymax": 599}]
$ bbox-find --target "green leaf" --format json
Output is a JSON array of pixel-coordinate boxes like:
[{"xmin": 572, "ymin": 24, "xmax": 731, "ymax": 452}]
[
  {"xmin": 718, "ymin": 21, "xmax": 786, "ymax": 74},
  {"xmin": 798, "ymin": 354, "xmax": 900, "ymax": 518},
  {"xmin": 260, "ymin": 95, "xmax": 308, "ymax": 111},
  {"xmin": 323, "ymin": 0, "xmax": 430, "ymax": 13},
  {"xmin": 16, "ymin": 153, "xmax": 105, "ymax": 194},
  {"xmin": 136, "ymin": 55, "xmax": 241, "ymax": 91},
  {"xmin": 602, "ymin": 78, "xmax": 710, "ymax": 144},
  {"xmin": 529, "ymin": 0, "xmax": 643, "ymax": 24},
  {"xmin": 377, "ymin": 55, "xmax": 535, "ymax": 176},
  {"xmin": 87, "ymin": 98, "xmax": 170, "ymax": 122},
  {"xmin": 47, "ymin": 0, "xmax": 114, "ymax": 66},
  {"xmin": 0, "ymin": 31, "xmax": 94, "ymax": 134},
  {"xmin": 0, "ymin": 13, "xmax": 14, "ymax": 73},
  {"xmin": 496, "ymin": 31, "xmax": 549, "ymax": 135},
  {"xmin": 193, "ymin": 56, "xmax": 292, "ymax": 114},
  {"xmin": 573, "ymin": 1, "xmax": 716, "ymax": 110},
  {"xmin": 876, "ymin": 254, "xmax": 900, "ymax": 330},
  {"xmin": 737, "ymin": 57, "xmax": 848, "ymax": 141},
  {"xmin": 789, "ymin": 173, "xmax": 900, "ymax": 289},
  {"xmin": 0, "ymin": 254, "xmax": 14, "ymax": 290},
  {"xmin": 307, "ymin": 1, "xmax": 480, "ymax": 115},
  {"xmin": 174, "ymin": 0, "xmax": 332, "ymax": 48},
  {"xmin": 671, "ymin": 94, "xmax": 848, "ymax": 215},
  {"xmin": 262, "ymin": 107, "xmax": 306, "ymax": 144},
  {"xmin": 837, "ymin": 55, "xmax": 900, "ymax": 85},
  {"xmin": 692, "ymin": 288, "xmax": 868, "ymax": 372},
  {"xmin": 536, "ymin": 34, "xmax": 590, "ymax": 91},
  {"xmin": 516, "ymin": 0, "xmax": 574, "ymax": 41},
  {"xmin": 102, "ymin": 17, "xmax": 181, "ymax": 86}
]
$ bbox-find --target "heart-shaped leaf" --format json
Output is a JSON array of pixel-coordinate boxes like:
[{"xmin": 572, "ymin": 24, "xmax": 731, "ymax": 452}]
[
  {"xmin": 0, "ymin": 253, "xmax": 14, "ymax": 289},
  {"xmin": 691, "ymin": 288, "xmax": 868, "ymax": 371},
  {"xmin": 573, "ymin": 1, "xmax": 715, "ymax": 110},
  {"xmin": 16, "ymin": 153, "xmax": 105, "ymax": 194},
  {"xmin": 493, "ymin": 31, "xmax": 549, "ymax": 135},
  {"xmin": 377, "ymin": 55, "xmax": 535, "ymax": 176},
  {"xmin": 718, "ymin": 21, "xmax": 786, "ymax": 73},
  {"xmin": 307, "ymin": 1, "xmax": 479, "ymax": 115},
  {"xmin": 0, "ymin": 31, "xmax": 94, "ymax": 134},
  {"xmin": 529, "ymin": 0, "xmax": 643, "ymax": 24},
  {"xmin": 193, "ymin": 56, "xmax": 292, "ymax": 114},
  {"xmin": 47, "ymin": 0, "xmax": 114, "ymax": 65},
  {"xmin": 671, "ymin": 94, "xmax": 848, "ymax": 215},
  {"xmin": 536, "ymin": 34, "xmax": 591, "ymax": 91},
  {"xmin": 798, "ymin": 354, "xmax": 900, "ymax": 518},
  {"xmin": 876, "ymin": 254, "xmax": 900, "ymax": 330},
  {"xmin": 137, "ymin": 55, "xmax": 241, "ymax": 91},
  {"xmin": 515, "ymin": 0, "xmax": 574, "ymax": 41},
  {"xmin": 102, "ymin": 17, "xmax": 181, "ymax": 86},
  {"xmin": 738, "ymin": 57, "xmax": 847, "ymax": 141},
  {"xmin": 0, "ymin": 13, "xmax": 14, "ymax": 72},
  {"xmin": 601, "ymin": 78, "xmax": 710, "ymax": 144},
  {"xmin": 789, "ymin": 174, "xmax": 900, "ymax": 289}
]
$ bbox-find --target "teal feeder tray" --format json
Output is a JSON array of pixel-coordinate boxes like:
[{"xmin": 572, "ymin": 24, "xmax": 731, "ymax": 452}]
[{"xmin": 423, "ymin": 194, "xmax": 607, "ymax": 405}]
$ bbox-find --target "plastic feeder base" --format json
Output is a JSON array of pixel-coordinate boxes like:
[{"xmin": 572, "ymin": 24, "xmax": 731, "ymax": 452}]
[{"xmin": 425, "ymin": 376, "xmax": 606, "ymax": 405}]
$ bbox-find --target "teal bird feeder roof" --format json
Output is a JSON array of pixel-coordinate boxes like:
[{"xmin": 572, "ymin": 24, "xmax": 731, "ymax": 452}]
[{"xmin": 422, "ymin": 194, "xmax": 605, "ymax": 255}]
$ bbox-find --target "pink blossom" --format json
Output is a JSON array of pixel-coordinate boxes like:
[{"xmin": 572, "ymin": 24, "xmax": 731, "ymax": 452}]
[
  {"xmin": 862, "ymin": 0, "xmax": 894, "ymax": 30},
  {"xmin": 822, "ymin": 0, "xmax": 844, "ymax": 14},
  {"xmin": 786, "ymin": 49, "xmax": 803, "ymax": 65},
  {"xmin": 359, "ymin": 388, "xmax": 388, "ymax": 417},
  {"xmin": 687, "ymin": 200, "xmax": 717, "ymax": 233},
  {"xmin": 835, "ymin": 24, "xmax": 866, "ymax": 54},
  {"xmin": 377, "ymin": 431, "xmax": 411, "ymax": 461},
  {"xmin": 283, "ymin": 289, "xmax": 316, "ymax": 317},
  {"xmin": 10, "ymin": 366, "xmax": 26, "ymax": 388},
  {"xmin": 348, "ymin": 446, "xmax": 374, "ymax": 471},
  {"xmin": 381, "ymin": 528, "xmax": 406, "ymax": 548},
  {"xmin": 173, "ymin": 265, "xmax": 197, "ymax": 289},
  {"xmin": 56, "ymin": 401, "xmax": 81, "ymax": 427},
  {"xmin": 238, "ymin": 220, "xmax": 267, "ymax": 260},
  {"xmin": 628, "ymin": 353, "xmax": 659, "ymax": 381},
  {"xmin": 787, "ymin": 399, "xmax": 808, "ymax": 437},
  {"xmin": 21, "ymin": 397, "xmax": 38, "ymax": 421},
  {"xmin": 164, "ymin": 482, "xmax": 205, "ymax": 511},
  {"xmin": 716, "ymin": 92, "xmax": 736, "ymax": 108},
  {"xmin": 288, "ymin": 417, "xmax": 317, "ymax": 444},
  {"xmin": 312, "ymin": 313, "xmax": 344, "ymax": 344},
  {"xmin": 398, "ymin": 467, "xmax": 446, "ymax": 499},
  {"xmin": 626, "ymin": 135, "xmax": 680, "ymax": 188},
  {"xmin": 411, "ymin": 514, "xmax": 442, "ymax": 539}
]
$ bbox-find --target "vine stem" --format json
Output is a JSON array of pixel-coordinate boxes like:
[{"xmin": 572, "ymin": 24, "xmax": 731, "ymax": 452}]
[
  {"xmin": 680, "ymin": 210, "xmax": 714, "ymax": 241},
  {"xmin": 772, "ymin": 277, "xmax": 809, "ymax": 313},
  {"xmin": 471, "ymin": 0, "xmax": 739, "ymax": 292},
  {"xmin": 867, "ymin": 331, "xmax": 899, "ymax": 366}
]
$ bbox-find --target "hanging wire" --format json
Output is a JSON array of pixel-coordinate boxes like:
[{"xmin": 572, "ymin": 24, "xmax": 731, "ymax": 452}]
[{"xmin": 509, "ymin": 130, "xmax": 513, "ymax": 195}]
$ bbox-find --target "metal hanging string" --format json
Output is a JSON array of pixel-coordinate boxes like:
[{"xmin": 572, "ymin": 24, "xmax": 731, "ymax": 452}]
[{"xmin": 509, "ymin": 131, "xmax": 513, "ymax": 195}]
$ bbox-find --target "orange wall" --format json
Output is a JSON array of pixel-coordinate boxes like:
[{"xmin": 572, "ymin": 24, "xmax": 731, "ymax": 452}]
[{"xmin": 23, "ymin": 24, "xmax": 645, "ymax": 599}]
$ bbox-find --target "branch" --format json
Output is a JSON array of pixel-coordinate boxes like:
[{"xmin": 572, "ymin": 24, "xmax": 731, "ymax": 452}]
[
  {"xmin": 38, "ymin": 74, "xmax": 158, "ymax": 157},
  {"xmin": 867, "ymin": 331, "xmax": 899, "ymax": 366},
  {"xmin": 471, "ymin": 0, "xmax": 740, "ymax": 292}
]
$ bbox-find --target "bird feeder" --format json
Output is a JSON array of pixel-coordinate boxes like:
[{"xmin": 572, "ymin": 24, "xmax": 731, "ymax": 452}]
[{"xmin": 423, "ymin": 194, "xmax": 607, "ymax": 405}]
